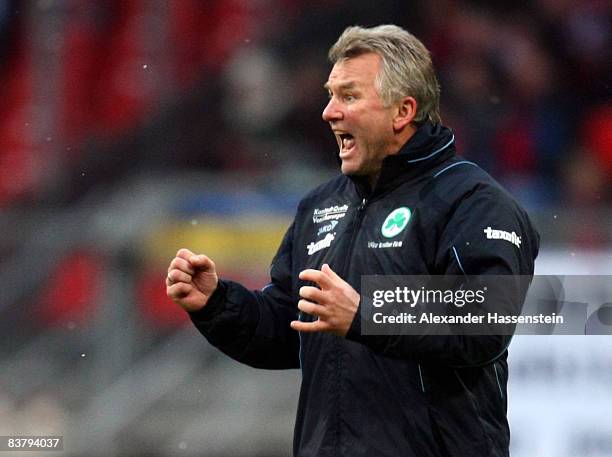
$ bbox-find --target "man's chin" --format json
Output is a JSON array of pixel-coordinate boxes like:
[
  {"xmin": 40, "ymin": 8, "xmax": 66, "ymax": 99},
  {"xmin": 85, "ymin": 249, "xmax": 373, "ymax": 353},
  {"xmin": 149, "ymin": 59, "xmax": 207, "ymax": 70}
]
[
  {"xmin": 340, "ymin": 163, "xmax": 358, "ymax": 176},
  {"xmin": 340, "ymin": 163, "xmax": 367, "ymax": 178}
]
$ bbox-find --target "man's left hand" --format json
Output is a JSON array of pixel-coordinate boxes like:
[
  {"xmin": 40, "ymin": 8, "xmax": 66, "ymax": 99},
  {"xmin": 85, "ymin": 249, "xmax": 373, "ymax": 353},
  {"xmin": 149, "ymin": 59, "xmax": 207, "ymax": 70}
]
[{"xmin": 290, "ymin": 264, "xmax": 360, "ymax": 336}]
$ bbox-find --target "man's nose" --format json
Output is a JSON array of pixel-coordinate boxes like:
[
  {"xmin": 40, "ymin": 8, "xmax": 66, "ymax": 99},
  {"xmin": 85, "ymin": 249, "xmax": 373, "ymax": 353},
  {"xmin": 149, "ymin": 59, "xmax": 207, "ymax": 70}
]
[{"xmin": 322, "ymin": 98, "xmax": 343, "ymax": 122}]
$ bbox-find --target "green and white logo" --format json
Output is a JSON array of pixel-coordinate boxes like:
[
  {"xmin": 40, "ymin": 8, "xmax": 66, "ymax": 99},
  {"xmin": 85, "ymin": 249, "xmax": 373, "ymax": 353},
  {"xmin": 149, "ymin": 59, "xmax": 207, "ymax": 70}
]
[{"xmin": 381, "ymin": 207, "xmax": 411, "ymax": 238}]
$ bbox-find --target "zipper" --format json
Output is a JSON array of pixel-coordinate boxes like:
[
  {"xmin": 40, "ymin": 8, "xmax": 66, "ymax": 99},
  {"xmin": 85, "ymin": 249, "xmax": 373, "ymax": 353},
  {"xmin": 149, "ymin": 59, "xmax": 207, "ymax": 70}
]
[
  {"xmin": 340, "ymin": 197, "xmax": 368, "ymax": 278},
  {"xmin": 359, "ymin": 196, "xmax": 367, "ymax": 210},
  {"xmin": 339, "ymin": 184, "xmax": 404, "ymax": 280},
  {"xmin": 332, "ymin": 196, "xmax": 367, "ymax": 456}
]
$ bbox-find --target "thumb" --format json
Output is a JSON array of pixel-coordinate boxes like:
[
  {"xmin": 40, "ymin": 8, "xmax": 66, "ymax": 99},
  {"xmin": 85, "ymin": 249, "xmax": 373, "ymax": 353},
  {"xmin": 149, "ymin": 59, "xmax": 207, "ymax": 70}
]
[{"xmin": 190, "ymin": 255, "xmax": 215, "ymax": 271}]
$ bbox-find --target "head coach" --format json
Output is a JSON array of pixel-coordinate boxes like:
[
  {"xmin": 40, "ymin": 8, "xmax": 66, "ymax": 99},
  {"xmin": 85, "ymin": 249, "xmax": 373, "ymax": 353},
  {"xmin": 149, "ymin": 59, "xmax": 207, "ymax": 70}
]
[{"xmin": 166, "ymin": 24, "xmax": 539, "ymax": 457}]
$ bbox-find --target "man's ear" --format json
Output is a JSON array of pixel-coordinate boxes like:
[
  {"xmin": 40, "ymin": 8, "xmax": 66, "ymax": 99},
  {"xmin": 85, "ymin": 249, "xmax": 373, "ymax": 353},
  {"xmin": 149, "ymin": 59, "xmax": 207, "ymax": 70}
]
[{"xmin": 393, "ymin": 96, "xmax": 417, "ymax": 131}]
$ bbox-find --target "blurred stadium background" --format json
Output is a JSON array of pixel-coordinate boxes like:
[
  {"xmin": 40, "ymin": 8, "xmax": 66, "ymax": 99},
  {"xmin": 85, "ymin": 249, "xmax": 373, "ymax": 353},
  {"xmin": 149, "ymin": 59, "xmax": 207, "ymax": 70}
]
[{"xmin": 0, "ymin": 0, "xmax": 610, "ymax": 456}]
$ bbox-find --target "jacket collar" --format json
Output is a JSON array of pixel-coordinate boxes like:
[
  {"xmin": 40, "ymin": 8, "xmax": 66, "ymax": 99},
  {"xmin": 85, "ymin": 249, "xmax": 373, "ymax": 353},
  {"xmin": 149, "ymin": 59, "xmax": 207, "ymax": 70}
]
[{"xmin": 350, "ymin": 122, "xmax": 456, "ymax": 196}]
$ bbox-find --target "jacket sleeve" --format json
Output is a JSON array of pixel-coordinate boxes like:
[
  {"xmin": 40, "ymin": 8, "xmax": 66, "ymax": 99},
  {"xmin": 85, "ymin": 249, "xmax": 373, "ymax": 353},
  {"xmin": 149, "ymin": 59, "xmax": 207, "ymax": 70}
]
[
  {"xmin": 346, "ymin": 185, "xmax": 539, "ymax": 367},
  {"xmin": 188, "ymin": 221, "xmax": 300, "ymax": 369}
]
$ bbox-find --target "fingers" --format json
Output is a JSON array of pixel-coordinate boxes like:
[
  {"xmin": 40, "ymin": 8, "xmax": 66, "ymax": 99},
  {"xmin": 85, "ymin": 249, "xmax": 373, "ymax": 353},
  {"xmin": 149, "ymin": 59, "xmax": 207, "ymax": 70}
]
[
  {"xmin": 167, "ymin": 251, "xmax": 216, "ymax": 285},
  {"xmin": 290, "ymin": 319, "xmax": 328, "ymax": 333},
  {"xmin": 299, "ymin": 264, "xmax": 344, "ymax": 289},
  {"xmin": 298, "ymin": 299, "xmax": 329, "ymax": 318},
  {"xmin": 167, "ymin": 282, "xmax": 192, "ymax": 300},
  {"xmin": 168, "ymin": 257, "xmax": 195, "ymax": 276},
  {"xmin": 189, "ymin": 254, "xmax": 216, "ymax": 272},
  {"xmin": 321, "ymin": 263, "xmax": 341, "ymax": 280},
  {"xmin": 293, "ymin": 264, "xmax": 358, "ymax": 337},
  {"xmin": 299, "ymin": 268, "xmax": 333, "ymax": 289},
  {"xmin": 167, "ymin": 269, "xmax": 192, "ymax": 286},
  {"xmin": 176, "ymin": 248, "xmax": 195, "ymax": 260},
  {"xmin": 299, "ymin": 285, "xmax": 325, "ymax": 303},
  {"xmin": 166, "ymin": 249, "xmax": 216, "ymax": 313},
  {"xmin": 175, "ymin": 249, "xmax": 215, "ymax": 270},
  {"xmin": 167, "ymin": 255, "xmax": 196, "ymax": 288},
  {"xmin": 297, "ymin": 266, "xmax": 340, "ymax": 321}
]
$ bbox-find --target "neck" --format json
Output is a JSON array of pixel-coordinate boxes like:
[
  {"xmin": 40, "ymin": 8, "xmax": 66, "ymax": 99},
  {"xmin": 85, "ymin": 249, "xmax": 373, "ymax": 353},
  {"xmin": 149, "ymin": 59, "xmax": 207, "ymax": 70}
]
[
  {"xmin": 391, "ymin": 122, "xmax": 418, "ymax": 155},
  {"xmin": 369, "ymin": 123, "xmax": 418, "ymax": 187},
  {"xmin": 368, "ymin": 172, "xmax": 381, "ymax": 189}
]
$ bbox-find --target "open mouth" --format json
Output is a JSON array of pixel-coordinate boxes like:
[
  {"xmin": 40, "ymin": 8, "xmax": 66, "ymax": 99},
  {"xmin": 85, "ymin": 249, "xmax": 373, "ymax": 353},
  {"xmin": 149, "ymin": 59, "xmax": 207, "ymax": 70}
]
[{"xmin": 338, "ymin": 133, "xmax": 355, "ymax": 152}]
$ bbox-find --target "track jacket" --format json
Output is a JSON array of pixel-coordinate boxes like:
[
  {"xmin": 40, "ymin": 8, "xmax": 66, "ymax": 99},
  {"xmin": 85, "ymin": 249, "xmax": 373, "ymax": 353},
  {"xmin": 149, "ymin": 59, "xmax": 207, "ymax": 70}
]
[{"xmin": 189, "ymin": 122, "xmax": 540, "ymax": 457}]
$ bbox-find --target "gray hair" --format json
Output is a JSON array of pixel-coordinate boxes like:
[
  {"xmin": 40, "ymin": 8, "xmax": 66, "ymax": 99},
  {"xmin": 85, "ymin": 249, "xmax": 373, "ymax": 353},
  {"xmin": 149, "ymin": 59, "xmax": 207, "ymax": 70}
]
[{"xmin": 328, "ymin": 24, "xmax": 441, "ymax": 123}]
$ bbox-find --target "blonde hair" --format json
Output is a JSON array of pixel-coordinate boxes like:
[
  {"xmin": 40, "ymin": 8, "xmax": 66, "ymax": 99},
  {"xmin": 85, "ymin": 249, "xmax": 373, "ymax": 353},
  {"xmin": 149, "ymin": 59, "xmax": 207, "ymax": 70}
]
[{"xmin": 328, "ymin": 24, "xmax": 441, "ymax": 123}]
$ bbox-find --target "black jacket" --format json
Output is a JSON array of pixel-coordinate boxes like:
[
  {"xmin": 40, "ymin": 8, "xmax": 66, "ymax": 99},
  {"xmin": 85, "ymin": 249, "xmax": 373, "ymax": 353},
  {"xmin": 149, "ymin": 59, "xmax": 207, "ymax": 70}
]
[{"xmin": 190, "ymin": 123, "xmax": 540, "ymax": 457}]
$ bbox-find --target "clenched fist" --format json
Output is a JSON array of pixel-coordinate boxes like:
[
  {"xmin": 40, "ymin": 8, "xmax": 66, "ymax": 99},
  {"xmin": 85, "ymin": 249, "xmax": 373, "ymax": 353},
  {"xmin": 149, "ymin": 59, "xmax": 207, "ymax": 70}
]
[{"xmin": 166, "ymin": 248, "xmax": 219, "ymax": 312}]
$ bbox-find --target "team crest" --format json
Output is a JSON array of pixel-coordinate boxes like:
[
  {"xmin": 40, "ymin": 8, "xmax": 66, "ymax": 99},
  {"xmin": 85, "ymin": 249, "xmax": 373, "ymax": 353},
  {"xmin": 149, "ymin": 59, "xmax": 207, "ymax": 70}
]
[{"xmin": 381, "ymin": 207, "xmax": 411, "ymax": 238}]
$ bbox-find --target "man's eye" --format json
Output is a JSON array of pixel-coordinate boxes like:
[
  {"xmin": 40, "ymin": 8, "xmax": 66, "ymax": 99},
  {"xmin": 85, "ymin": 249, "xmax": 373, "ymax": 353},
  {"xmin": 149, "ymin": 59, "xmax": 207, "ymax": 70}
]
[{"xmin": 345, "ymin": 95, "xmax": 356, "ymax": 102}]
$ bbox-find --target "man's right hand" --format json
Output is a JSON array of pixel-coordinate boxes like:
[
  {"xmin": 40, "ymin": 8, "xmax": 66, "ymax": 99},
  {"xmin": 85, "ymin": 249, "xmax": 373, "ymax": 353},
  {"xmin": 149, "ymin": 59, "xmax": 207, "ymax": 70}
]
[{"xmin": 166, "ymin": 248, "xmax": 219, "ymax": 312}]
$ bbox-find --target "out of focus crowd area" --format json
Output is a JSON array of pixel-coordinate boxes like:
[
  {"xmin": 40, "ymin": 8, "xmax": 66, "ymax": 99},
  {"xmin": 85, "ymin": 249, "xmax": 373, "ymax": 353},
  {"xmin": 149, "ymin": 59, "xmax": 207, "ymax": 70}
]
[
  {"xmin": 1, "ymin": 0, "xmax": 610, "ymax": 211},
  {"xmin": 0, "ymin": 1, "xmax": 610, "ymax": 456}
]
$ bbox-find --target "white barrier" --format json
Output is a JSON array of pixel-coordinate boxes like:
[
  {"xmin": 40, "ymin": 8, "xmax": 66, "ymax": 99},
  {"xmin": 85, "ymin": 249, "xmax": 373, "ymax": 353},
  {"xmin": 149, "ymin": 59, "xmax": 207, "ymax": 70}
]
[{"xmin": 509, "ymin": 249, "xmax": 612, "ymax": 456}]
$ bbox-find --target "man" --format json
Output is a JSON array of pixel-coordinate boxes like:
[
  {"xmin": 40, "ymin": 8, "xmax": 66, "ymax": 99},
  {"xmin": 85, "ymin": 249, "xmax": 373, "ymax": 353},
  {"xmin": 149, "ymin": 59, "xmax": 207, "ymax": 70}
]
[{"xmin": 166, "ymin": 25, "xmax": 539, "ymax": 457}]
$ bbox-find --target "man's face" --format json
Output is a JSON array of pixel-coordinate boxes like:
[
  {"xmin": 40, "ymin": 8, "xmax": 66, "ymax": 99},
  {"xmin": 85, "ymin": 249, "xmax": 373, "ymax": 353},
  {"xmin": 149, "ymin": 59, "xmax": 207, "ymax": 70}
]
[{"xmin": 322, "ymin": 53, "xmax": 397, "ymax": 179}]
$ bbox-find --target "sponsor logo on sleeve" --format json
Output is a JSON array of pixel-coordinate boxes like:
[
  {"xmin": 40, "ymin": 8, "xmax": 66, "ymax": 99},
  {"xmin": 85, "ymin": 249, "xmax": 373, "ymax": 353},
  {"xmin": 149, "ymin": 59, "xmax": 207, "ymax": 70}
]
[{"xmin": 484, "ymin": 226, "xmax": 522, "ymax": 248}]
